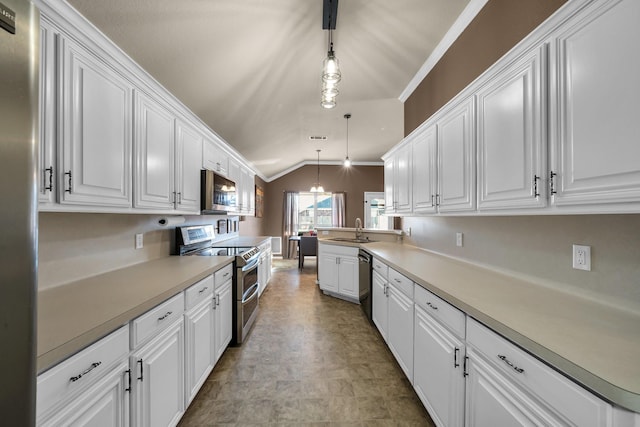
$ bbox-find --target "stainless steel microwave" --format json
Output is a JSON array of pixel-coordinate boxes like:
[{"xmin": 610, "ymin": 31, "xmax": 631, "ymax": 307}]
[{"xmin": 201, "ymin": 170, "xmax": 237, "ymax": 213}]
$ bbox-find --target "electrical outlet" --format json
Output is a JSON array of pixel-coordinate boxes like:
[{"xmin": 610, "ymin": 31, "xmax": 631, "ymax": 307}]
[
  {"xmin": 572, "ymin": 244, "xmax": 591, "ymax": 271},
  {"xmin": 135, "ymin": 233, "xmax": 144, "ymax": 249},
  {"xmin": 405, "ymin": 227, "xmax": 411, "ymax": 237},
  {"xmin": 322, "ymin": 230, "xmax": 329, "ymax": 235},
  {"xmin": 456, "ymin": 232, "xmax": 463, "ymax": 247}
]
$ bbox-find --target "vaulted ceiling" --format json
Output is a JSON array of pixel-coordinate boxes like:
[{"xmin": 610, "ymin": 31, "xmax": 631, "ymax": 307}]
[{"xmin": 67, "ymin": 0, "xmax": 470, "ymax": 179}]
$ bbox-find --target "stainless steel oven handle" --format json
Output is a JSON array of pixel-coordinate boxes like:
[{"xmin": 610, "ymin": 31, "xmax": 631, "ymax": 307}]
[
  {"xmin": 242, "ymin": 283, "xmax": 260, "ymax": 303},
  {"xmin": 242, "ymin": 257, "xmax": 260, "ymax": 272}
]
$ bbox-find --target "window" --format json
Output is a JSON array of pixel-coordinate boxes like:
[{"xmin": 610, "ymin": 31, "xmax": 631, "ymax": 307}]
[
  {"xmin": 298, "ymin": 192, "xmax": 334, "ymax": 232},
  {"xmin": 364, "ymin": 192, "xmax": 391, "ymax": 230}
]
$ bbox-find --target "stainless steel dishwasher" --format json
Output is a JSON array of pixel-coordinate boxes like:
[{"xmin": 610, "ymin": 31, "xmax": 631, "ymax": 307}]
[{"xmin": 358, "ymin": 249, "xmax": 373, "ymax": 322}]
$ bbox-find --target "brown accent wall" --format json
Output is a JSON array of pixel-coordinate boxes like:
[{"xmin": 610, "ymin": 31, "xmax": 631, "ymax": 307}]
[
  {"xmin": 263, "ymin": 165, "xmax": 384, "ymax": 239},
  {"xmin": 404, "ymin": 0, "xmax": 567, "ymax": 135}
]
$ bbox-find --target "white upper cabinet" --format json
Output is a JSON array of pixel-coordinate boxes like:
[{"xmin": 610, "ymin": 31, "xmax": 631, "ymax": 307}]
[
  {"xmin": 59, "ymin": 36, "xmax": 133, "ymax": 207},
  {"xmin": 437, "ymin": 97, "xmax": 475, "ymax": 212},
  {"xmin": 550, "ymin": 0, "xmax": 640, "ymax": 207},
  {"xmin": 38, "ymin": 18, "xmax": 57, "ymax": 206},
  {"xmin": 203, "ymin": 139, "xmax": 230, "ymax": 177},
  {"xmin": 412, "ymin": 124, "xmax": 438, "ymax": 213},
  {"xmin": 175, "ymin": 121, "xmax": 202, "ymax": 213},
  {"xmin": 477, "ymin": 45, "xmax": 547, "ymax": 211},
  {"xmin": 134, "ymin": 91, "xmax": 175, "ymax": 209},
  {"xmin": 384, "ymin": 144, "xmax": 412, "ymax": 214}
]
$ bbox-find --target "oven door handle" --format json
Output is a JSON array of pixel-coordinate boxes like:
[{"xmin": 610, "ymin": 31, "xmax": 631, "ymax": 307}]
[
  {"xmin": 242, "ymin": 283, "xmax": 260, "ymax": 303},
  {"xmin": 241, "ymin": 256, "xmax": 260, "ymax": 272}
]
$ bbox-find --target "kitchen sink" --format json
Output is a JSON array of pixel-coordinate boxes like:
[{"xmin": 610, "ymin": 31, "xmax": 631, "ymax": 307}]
[{"xmin": 327, "ymin": 237, "xmax": 376, "ymax": 243}]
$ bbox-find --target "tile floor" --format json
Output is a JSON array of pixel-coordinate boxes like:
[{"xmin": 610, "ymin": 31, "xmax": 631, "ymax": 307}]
[{"xmin": 178, "ymin": 258, "xmax": 435, "ymax": 426}]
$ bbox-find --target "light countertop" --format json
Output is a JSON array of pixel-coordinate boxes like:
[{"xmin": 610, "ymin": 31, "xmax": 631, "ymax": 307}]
[
  {"xmin": 360, "ymin": 241, "xmax": 640, "ymax": 412},
  {"xmin": 37, "ymin": 256, "xmax": 233, "ymax": 373}
]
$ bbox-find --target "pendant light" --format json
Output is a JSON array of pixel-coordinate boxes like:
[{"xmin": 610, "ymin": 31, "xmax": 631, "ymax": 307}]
[
  {"xmin": 343, "ymin": 113, "xmax": 351, "ymax": 167},
  {"xmin": 321, "ymin": 29, "xmax": 340, "ymax": 109},
  {"xmin": 310, "ymin": 149, "xmax": 325, "ymax": 193}
]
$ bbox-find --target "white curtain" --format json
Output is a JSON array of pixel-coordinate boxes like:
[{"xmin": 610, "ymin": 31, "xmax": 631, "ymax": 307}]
[
  {"xmin": 331, "ymin": 192, "xmax": 346, "ymax": 227},
  {"xmin": 282, "ymin": 191, "xmax": 299, "ymax": 258}
]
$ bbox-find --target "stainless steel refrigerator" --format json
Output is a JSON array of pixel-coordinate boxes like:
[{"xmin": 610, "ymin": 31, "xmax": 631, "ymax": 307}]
[{"xmin": 0, "ymin": 0, "xmax": 38, "ymax": 424}]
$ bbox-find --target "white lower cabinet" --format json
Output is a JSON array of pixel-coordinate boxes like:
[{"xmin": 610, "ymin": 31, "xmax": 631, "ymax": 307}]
[
  {"xmin": 466, "ymin": 317, "xmax": 613, "ymax": 427},
  {"xmin": 371, "ymin": 270, "xmax": 388, "ymax": 341},
  {"xmin": 318, "ymin": 243, "xmax": 359, "ymax": 300},
  {"xmin": 465, "ymin": 347, "xmax": 562, "ymax": 427},
  {"xmin": 414, "ymin": 306, "xmax": 465, "ymax": 427},
  {"xmin": 41, "ymin": 361, "xmax": 130, "ymax": 427},
  {"xmin": 37, "ymin": 326, "xmax": 130, "ymax": 426},
  {"xmin": 184, "ymin": 298, "xmax": 215, "ymax": 406},
  {"xmin": 372, "ymin": 261, "xmax": 414, "ymax": 381},
  {"xmin": 131, "ymin": 319, "xmax": 185, "ymax": 427},
  {"xmin": 214, "ymin": 277, "xmax": 233, "ymax": 362},
  {"xmin": 387, "ymin": 282, "xmax": 414, "ymax": 381}
]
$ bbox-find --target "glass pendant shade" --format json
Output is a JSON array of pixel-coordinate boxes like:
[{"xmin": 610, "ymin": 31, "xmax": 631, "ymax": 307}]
[
  {"xmin": 322, "ymin": 52, "xmax": 341, "ymax": 84},
  {"xmin": 344, "ymin": 157, "xmax": 351, "ymax": 167},
  {"xmin": 321, "ymin": 98, "xmax": 336, "ymax": 109},
  {"xmin": 310, "ymin": 149, "xmax": 324, "ymax": 192}
]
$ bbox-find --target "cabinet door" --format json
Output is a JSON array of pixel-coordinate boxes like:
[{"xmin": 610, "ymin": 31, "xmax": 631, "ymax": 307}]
[
  {"xmin": 318, "ymin": 252, "xmax": 339, "ymax": 293},
  {"xmin": 38, "ymin": 18, "xmax": 57, "ymax": 205},
  {"xmin": 465, "ymin": 349, "xmax": 561, "ymax": 427},
  {"xmin": 414, "ymin": 306, "xmax": 464, "ymax": 427},
  {"xmin": 395, "ymin": 145, "xmax": 413, "ymax": 213},
  {"xmin": 477, "ymin": 46, "xmax": 547, "ymax": 211},
  {"xmin": 40, "ymin": 361, "xmax": 129, "ymax": 427},
  {"xmin": 387, "ymin": 283, "xmax": 414, "ymax": 381},
  {"xmin": 60, "ymin": 36, "xmax": 132, "ymax": 207},
  {"xmin": 202, "ymin": 139, "xmax": 228, "ymax": 176},
  {"xmin": 132, "ymin": 320, "xmax": 184, "ymax": 427},
  {"xmin": 437, "ymin": 98, "xmax": 475, "ymax": 212},
  {"xmin": 184, "ymin": 300, "xmax": 214, "ymax": 406},
  {"xmin": 337, "ymin": 256, "xmax": 358, "ymax": 299},
  {"xmin": 372, "ymin": 271, "xmax": 388, "ymax": 342},
  {"xmin": 412, "ymin": 125, "xmax": 438, "ymax": 213},
  {"xmin": 175, "ymin": 121, "xmax": 202, "ymax": 213},
  {"xmin": 550, "ymin": 0, "xmax": 640, "ymax": 207},
  {"xmin": 384, "ymin": 158, "xmax": 395, "ymax": 214},
  {"xmin": 214, "ymin": 279, "xmax": 233, "ymax": 363},
  {"xmin": 241, "ymin": 167, "xmax": 255, "ymax": 215},
  {"xmin": 134, "ymin": 92, "xmax": 175, "ymax": 209}
]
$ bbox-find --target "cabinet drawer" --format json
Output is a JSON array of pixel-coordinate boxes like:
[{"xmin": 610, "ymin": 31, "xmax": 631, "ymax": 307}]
[
  {"xmin": 467, "ymin": 318, "xmax": 611, "ymax": 427},
  {"xmin": 372, "ymin": 258, "xmax": 388, "ymax": 278},
  {"xmin": 184, "ymin": 275, "xmax": 214, "ymax": 310},
  {"xmin": 37, "ymin": 325, "xmax": 129, "ymax": 419},
  {"xmin": 319, "ymin": 243, "xmax": 359, "ymax": 257},
  {"xmin": 414, "ymin": 284, "xmax": 465, "ymax": 338},
  {"xmin": 214, "ymin": 263, "xmax": 233, "ymax": 286},
  {"xmin": 388, "ymin": 268, "xmax": 413, "ymax": 298},
  {"xmin": 131, "ymin": 292, "xmax": 184, "ymax": 348}
]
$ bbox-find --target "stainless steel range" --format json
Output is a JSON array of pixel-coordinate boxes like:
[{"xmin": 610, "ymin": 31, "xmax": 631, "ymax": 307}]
[{"xmin": 175, "ymin": 225, "xmax": 260, "ymax": 344}]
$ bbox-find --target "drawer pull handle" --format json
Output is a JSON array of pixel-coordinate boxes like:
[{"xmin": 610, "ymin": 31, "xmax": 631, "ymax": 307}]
[
  {"xmin": 498, "ymin": 354, "xmax": 525, "ymax": 374},
  {"xmin": 223, "ymin": 272, "xmax": 230, "ymax": 277},
  {"xmin": 69, "ymin": 361, "xmax": 101, "ymax": 382},
  {"xmin": 158, "ymin": 311, "xmax": 173, "ymax": 321},
  {"xmin": 426, "ymin": 302, "xmax": 438, "ymax": 310},
  {"xmin": 199, "ymin": 287, "xmax": 209, "ymax": 294},
  {"xmin": 394, "ymin": 278, "xmax": 401, "ymax": 283}
]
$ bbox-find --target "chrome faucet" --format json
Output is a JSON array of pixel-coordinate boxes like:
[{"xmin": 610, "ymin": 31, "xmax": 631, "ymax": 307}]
[{"xmin": 355, "ymin": 217, "xmax": 363, "ymax": 239}]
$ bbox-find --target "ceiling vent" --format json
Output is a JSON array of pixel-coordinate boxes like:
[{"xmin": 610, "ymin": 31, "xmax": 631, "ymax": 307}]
[{"xmin": 309, "ymin": 136, "xmax": 328, "ymax": 141}]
